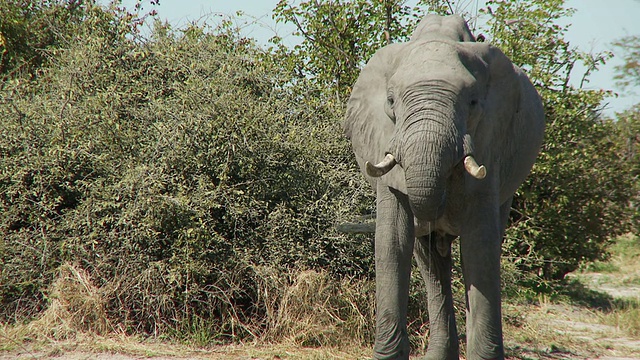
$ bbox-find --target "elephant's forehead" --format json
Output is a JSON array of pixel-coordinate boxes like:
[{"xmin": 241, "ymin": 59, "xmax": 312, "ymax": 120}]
[
  {"xmin": 392, "ymin": 42, "xmax": 477, "ymax": 86},
  {"xmin": 405, "ymin": 40, "xmax": 464, "ymax": 59},
  {"xmin": 394, "ymin": 43, "xmax": 460, "ymax": 74}
]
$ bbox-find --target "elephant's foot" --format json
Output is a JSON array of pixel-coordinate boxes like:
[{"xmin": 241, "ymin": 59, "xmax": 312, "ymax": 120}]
[
  {"xmin": 421, "ymin": 349, "xmax": 459, "ymax": 360},
  {"xmin": 373, "ymin": 340, "xmax": 410, "ymax": 360},
  {"xmin": 465, "ymin": 341, "xmax": 504, "ymax": 360},
  {"xmin": 373, "ymin": 328, "xmax": 409, "ymax": 359},
  {"xmin": 373, "ymin": 310, "xmax": 410, "ymax": 360},
  {"xmin": 421, "ymin": 337, "xmax": 459, "ymax": 360},
  {"xmin": 373, "ymin": 349, "xmax": 409, "ymax": 360},
  {"xmin": 464, "ymin": 324, "xmax": 504, "ymax": 359}
]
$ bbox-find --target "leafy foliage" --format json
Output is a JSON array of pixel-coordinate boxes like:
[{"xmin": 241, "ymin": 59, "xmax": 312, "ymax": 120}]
[
  {"xmin": 613, "ymin": 35, "xmax": 640, "ymax": 92},
  {"xmin": 272, "ymin": 0, "xmax": 417, "ymax": 101},
  {"xmin": 483, "ymin": 0, "xmax": 633, "ymax": 279},
  {"xmin": 0, "ymin": 0, "xmax": 148, "ymax": 80},
  {"xmin": 0, "ymin": 2, "xmax": 375, "ymax": 339}
]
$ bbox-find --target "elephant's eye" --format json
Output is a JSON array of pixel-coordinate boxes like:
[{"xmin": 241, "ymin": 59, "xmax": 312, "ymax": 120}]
[
  {"xmin": 387, "ymin": 95, "xmax": 395, "ymax": 107},
  {"xmin": 470, "ymin": 99, "xmax": 478, "ymax": 106},
  {"xmin": 385, "ymin": 95, "xmax": 396, "ymax": 122}
]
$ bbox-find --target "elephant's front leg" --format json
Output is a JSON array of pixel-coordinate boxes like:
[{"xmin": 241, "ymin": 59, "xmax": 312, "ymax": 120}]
[
  {"xmin": 414, "ymin": 234, "xmax": 459, "ymax": 360},
  {"xmin": 374, "ymin": 184, "xmax": 415, "ymax": 360},
  {"xmin": 460, "ymin": 197, "xmax": 504, "ymax": 360}
]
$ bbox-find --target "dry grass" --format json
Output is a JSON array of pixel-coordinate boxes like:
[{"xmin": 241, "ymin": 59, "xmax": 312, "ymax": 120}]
[
  {"xmin": 501, "ymin": 234, "xmax": 640, "ymax": 359},
  {"xmin": 259, "ymin": 268, "xmax": 375, "ymax": 347},
  {"xmin": 4, "ymin": 263, "xmax": 113, "ymax": 344},
  {"xmin": 0, "ymin": 268, "xmax": 374, "ymax": 359},
  {"xmin": 4, "ymin": 236, "xmax": 640, "ymax": 359},
  {"xmin": 0, "ymin": 263, "xmax": 116, "ymax": 356},
  {"xmin": 574, "ymin": 234, "xmax": 640, "ymax": 338},
  {"xmin": 1, "ymin": 264, "xmax": 375, "ymax": 358},
  {"xmin": 601, "ymin": 303, "xmax": 640, "ymax": 337},
  {"xmin": 510, "ymin": 299, "xmax": 640, "ymax": 358}
]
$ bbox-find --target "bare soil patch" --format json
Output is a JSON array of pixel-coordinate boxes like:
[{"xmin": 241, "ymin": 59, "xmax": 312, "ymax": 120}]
[{"xmin": 508, "ymin": 302, "xmax": 640, "ymax": 359}]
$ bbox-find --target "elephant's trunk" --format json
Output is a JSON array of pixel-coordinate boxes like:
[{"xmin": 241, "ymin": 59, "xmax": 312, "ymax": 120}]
[{"xmin": 400, "ymin": 110, "xmax": 460, "ymax": 222}]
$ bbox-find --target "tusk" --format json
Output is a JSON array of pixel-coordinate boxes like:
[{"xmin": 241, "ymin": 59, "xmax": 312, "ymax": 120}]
[
  {"xmin": 464, "ymin": 155, "xmax": 487, "ymax": 179},
  {"xmin": 365, "ymin": 154, "xmax": 397, "ymax": 177}
]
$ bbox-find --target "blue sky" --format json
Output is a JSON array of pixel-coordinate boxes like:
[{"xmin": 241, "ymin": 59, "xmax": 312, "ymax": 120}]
[{"xmin": 110, "ymin": 0, "xmax": 640, "ymax": 117}]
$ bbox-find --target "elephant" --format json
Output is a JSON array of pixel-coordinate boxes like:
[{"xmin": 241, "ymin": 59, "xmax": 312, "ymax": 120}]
[{"xmin": 344, "ymin": 14, "xmax": 545, "ymax": 360}]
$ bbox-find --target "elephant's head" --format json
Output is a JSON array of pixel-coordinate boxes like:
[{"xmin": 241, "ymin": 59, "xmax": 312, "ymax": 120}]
[{"xmin": 345, "ymin": 15, "xmax": 522, "ymax": 223}]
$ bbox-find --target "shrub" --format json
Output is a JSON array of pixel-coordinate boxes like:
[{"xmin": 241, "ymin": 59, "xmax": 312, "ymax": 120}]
[{"xmin": 0, "ymin": 6, "xmax": 375, "ymax": 339}]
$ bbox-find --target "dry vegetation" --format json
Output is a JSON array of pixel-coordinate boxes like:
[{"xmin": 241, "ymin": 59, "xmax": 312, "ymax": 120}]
[
  {"xmin": 0, "ymin": 266, "xmax": 374, "ymax": 359},
  {"xmin": 502, "ymin": 234, "xmax": 640, "ymax": 359},
  {"xmin": 1, "ymin": 235, "xmax": 639, "ymax": 359}
]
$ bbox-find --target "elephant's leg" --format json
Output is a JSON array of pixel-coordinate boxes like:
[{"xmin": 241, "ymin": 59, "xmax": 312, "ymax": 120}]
[
  {"xmin": 460, "ymin": 200, "xmax": 504, "ymax": 360},
  {"xmin": 414, "ymin": 233, "xmax": 459, "ymax": 360},
  {"xmin": 499, "ymin": 197, "xmax": 513, "ymax": 238},
  {"xmin": 373, "ymin": 184, "xmax": 415, "ymax": 360}
]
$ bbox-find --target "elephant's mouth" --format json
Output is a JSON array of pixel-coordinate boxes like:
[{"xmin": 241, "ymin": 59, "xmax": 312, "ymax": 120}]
[
  {"xmin": 366, "ymin": 134, "xmax": 486, "ymax": 223},
  {"xmin": 365, "ymin": 152, "xmax": 486, "ymax": 180}
]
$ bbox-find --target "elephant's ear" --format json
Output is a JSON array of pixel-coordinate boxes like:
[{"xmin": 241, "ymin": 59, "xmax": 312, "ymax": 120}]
[
  {"xmin": 469, "ymin": 43, "xmax": 545, "ymax": 191},
  {"xmin": 344, "ymin": 43, "xmax": 408, "ymax": 193},
  {"xmin": 478, "ymin": 45, "xmax": 523, "ymax": 132}
]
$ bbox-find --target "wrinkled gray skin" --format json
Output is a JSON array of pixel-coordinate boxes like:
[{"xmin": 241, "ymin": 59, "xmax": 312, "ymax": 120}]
[{"xmin": 344, "ymin": 15, "xmax": 545, "ymax": 360}]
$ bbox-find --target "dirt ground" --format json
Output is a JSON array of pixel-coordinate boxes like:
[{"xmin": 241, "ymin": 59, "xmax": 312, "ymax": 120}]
[
  {"xmin": 502, "ymin": 268, "xmax": 640, "ymax": 360},
  {"xmin": 2, "ymin": 300, "xmax": 639, "ymax": 360}
]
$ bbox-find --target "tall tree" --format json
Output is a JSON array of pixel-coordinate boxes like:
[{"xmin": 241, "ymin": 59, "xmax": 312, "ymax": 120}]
[{"xmin": 272, "ymin": 0, "xmax": 416, "ymax": 101}]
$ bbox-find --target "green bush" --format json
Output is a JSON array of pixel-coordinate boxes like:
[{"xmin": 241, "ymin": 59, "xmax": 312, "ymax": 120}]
[
  {"xmin": 0, "ymin": 5, "xmax": 375, "ymax": 339},
  {"xmin": 0, "ymin": 0, "xmax": 139, "ymax": 78},
  {"xmin": 485, "ymin": 0, "xmax": 634, "ymax": 279}
]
